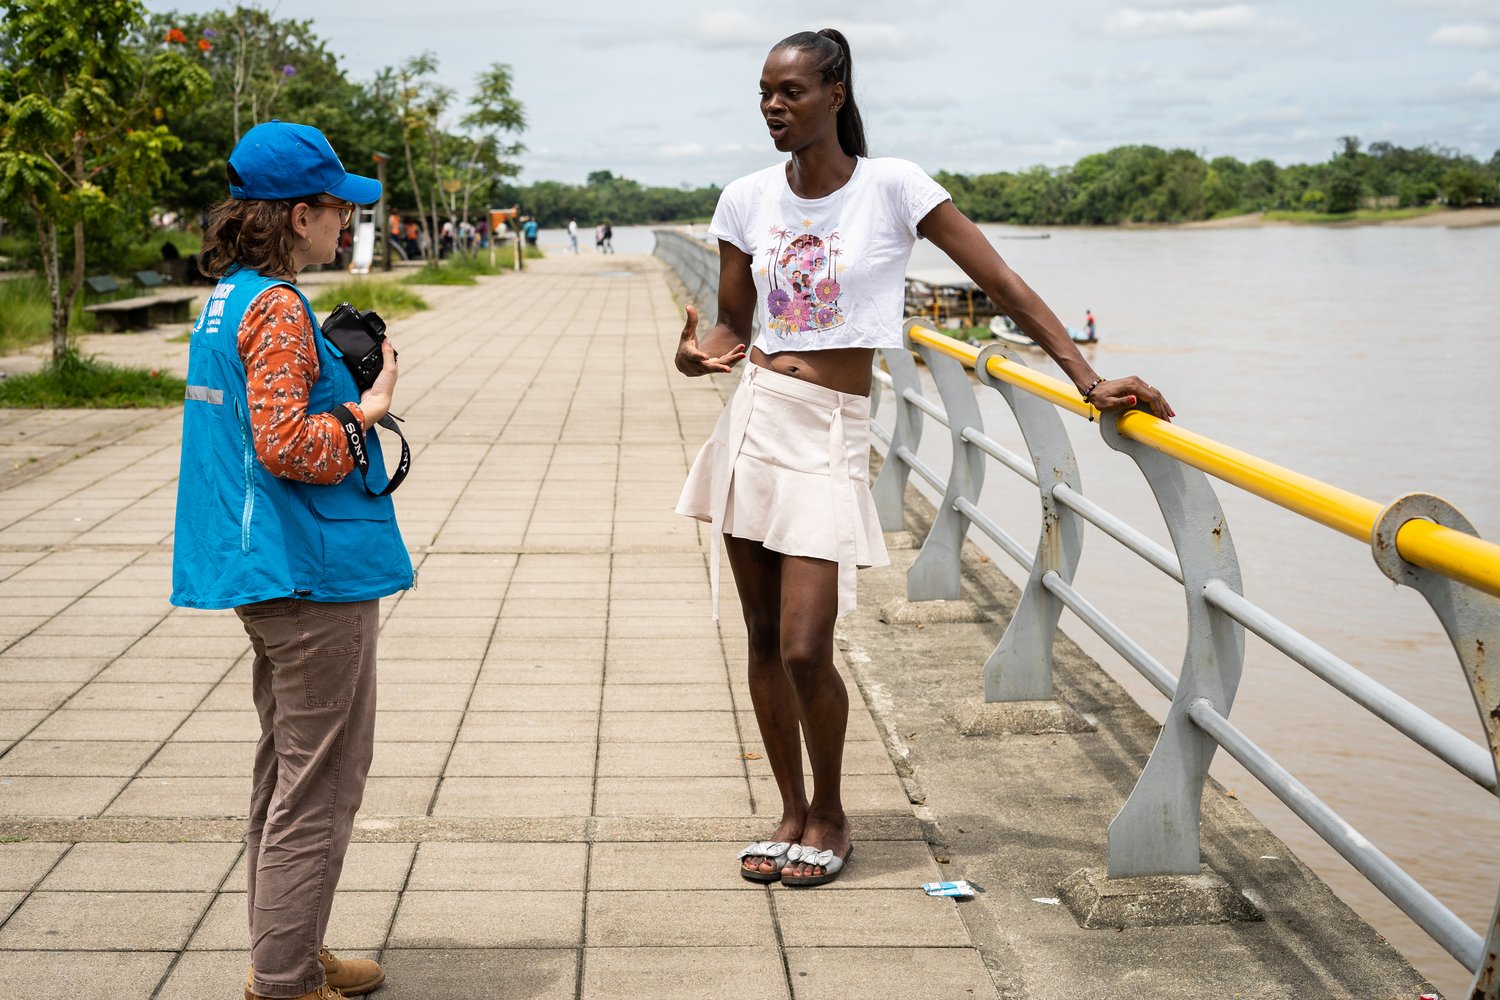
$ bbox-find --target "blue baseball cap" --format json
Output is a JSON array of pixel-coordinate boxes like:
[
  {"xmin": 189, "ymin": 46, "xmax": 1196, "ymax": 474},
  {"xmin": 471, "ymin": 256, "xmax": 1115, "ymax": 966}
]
[{"xmin": 227, "ymin": 119, "xmax": 381, "ymax": 205}]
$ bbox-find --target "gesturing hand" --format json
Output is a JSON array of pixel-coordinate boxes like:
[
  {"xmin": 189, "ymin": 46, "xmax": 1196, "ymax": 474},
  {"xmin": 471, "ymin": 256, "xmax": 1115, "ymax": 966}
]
[
  {"xmin": 1087, "ymin": 375, "xmax": 1174, "ymax": 422},
  {"xmin": 675, "ymin": 305, "xmax": 746, "ymax": 377}
]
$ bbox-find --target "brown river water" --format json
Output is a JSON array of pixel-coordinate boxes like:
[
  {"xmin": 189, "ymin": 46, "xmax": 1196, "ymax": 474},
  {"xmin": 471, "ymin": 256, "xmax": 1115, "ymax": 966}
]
[{"xmin": 898, "ymin": 221, "xmax": 1500, "ymax": 997}]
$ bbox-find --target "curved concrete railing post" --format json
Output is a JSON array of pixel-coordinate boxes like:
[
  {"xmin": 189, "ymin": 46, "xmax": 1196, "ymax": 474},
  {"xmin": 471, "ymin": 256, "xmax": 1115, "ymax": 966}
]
[
  {"xmin": 974, "ymin": 342, "xmax": 1085, "ymax": 702},
  {"xmin": 907, "ymin": 318, "xmax": 986, "ymax": 601},
  {"xmin": 1371, "ymin": 493, "xmax": 1500, "ymax": 999},
  {"xmin": 1100, "ymin": 410, "xmax": 1248, "ymax": 877},
  {"xmin": 872, "ymin": 344, "xmax": 925, "ymax": 532}
]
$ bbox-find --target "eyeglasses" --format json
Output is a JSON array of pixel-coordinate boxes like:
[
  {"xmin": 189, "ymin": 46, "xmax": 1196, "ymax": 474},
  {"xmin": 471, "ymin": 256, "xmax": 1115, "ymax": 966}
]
[{"xmin": 306, "ymin": 198, "xmax": 355, "ymax": 229}]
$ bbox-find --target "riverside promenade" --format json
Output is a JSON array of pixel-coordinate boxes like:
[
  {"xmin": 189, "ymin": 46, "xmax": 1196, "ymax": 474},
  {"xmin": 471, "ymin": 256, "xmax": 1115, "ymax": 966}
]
[{"xmin": 0, "ymin": 251, "xmax": 1437, "ymax": 998}]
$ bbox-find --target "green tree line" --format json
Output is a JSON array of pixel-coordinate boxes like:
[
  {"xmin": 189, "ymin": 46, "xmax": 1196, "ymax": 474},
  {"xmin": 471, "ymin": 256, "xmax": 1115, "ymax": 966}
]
[{"xmin": 935, "ymin": 137, "xmax": 1500, "ymax": 226}]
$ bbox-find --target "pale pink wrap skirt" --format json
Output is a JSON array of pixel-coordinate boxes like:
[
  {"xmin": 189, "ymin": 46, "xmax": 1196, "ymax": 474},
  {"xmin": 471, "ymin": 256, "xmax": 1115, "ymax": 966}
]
[{"xmin": 676, "ymin": 363, "xmax": 889, "ymax": 619}]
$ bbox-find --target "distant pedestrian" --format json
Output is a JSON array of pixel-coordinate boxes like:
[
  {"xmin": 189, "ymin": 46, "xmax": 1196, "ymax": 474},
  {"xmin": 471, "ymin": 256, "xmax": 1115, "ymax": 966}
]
[
  {"xmin": 601, "ymin": 221, "xmax": 614, "ymax": 253},
  {"xmin": 595, "ymin": 222, "xmax": 605, "ymax": 251},
  {"xmin": 674, "ymin": 27, "xmax": 1174, "ymax": 892},
  {"xmin": 567, "ymin": 218, "xmax": 579, "ymax": 253},
  {"xmin": 403, "ymin": 219, "xmax": 420, "ymax": 259},
  {"xmin": 1085, "ymin": 308, "xmax": 1096, "ymax": 340},
  {"xmin": 523, "ymin": 216, "xmax": 539, "ymax": 247}
]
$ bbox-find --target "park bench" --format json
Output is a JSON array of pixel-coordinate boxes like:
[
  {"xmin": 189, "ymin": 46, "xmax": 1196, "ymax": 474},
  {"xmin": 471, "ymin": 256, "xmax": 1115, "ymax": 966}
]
[{"xmin": 81, "ymin": 273, "xmax": 198, "ymax": 332}]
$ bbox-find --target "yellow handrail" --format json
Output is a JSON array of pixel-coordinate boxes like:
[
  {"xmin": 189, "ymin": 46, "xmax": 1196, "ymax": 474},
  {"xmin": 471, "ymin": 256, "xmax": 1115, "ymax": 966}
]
[{"xmin": 903, "ymin": 321, "xmax": 1500, "ymax": 600}]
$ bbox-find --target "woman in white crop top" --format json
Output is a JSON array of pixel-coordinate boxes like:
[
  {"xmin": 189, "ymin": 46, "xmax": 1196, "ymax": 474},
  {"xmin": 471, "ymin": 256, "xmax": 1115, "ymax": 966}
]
[{"xmin": 675, "ymin": 27, "xmax": 1174, "ymax": 888}]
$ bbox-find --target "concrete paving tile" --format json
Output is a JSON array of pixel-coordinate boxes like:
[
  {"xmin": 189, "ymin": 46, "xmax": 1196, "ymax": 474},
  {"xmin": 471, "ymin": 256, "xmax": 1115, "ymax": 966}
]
[
  {"xmin": 376, "ymin": 948, "xmax": 577, "ymax": 1000},
  {"xmin": 369, "ymin": 741, "xmax": 451, "ymax": 777},
  {"xmin": 0, "ymin": 658, "xmax": 107, "ymax": 683},
  {"xmin": 772, "ymin": 888, "xmax": 971, "ymax": 947},
  {"xmin": 457, "ymin": 711, "xmax": 598, "ymax": 743},
  {"xmin": 601, "ymin": 683, "xmax": 734, "ymax": 712},
  {"xmin": 142, "ymin": 741, "xmax": 253, "ymax": 777},
  {"xmin": 41, "ymin": 841, "xmax": 240, "ymax": 892},
  {"xmin": 606, "ymin": 637, "xmax": 725, "ymax": 662},
  {"xmin": 63, "ymin": 681, "xmax": 212, "ymax": 712},
  {"xmin": 747, "ymin": 773, "xmax": 914, "ymax": 815},
  {"xmin": 500, "ymin": 597, "xmax": 608, "ymax": 618},
  {"xmin": 444, "ymin": 741, "xmax": 595, "ymax": 777},
  {"xmin": 466, "ymin": 683, "xmax": 601, "ymax": 712},
  {"xmin": 594, "ymin": 776, "xmax": 753, "ymax": 817},
  {"xmin": 0, "ymin": 890, "xmax": 210, "ymax": 949},
  {"xmin": 738, "ymin": 740, "xmax": 895, "ymax": 777},
  {"xmin": 581, "ymin": 946, "xmax": 788, "ymax": 1000},
  {"xmin": 380, "ymin": 598, "xmax": 505, "ymax": 618},
  {"xmin": 484, "ymin": 636, "xmax": 605, "ymax": 662},
  {"xmin": 3, "ymin": 635, "xmax": 137, "ymax": 659},
  {"xmin": 191, "ymin": 891, "xmax": 397, "ymax": 951},
  {"xmin": 172, "ymin": 710, "xmax": 261, "ymax": 742},
  {"xmin": 380, "ymin": 616, "xmax": 496, "ymax": 638},
  {"xmin": 0, "ymin": 738, "xmax": 158, "ymax": 776},
  {"xmin": 27, "ymin": 707, "xmax": 186, "ymax": 741},
  {"xmin": 105, "ymin": 775, "xmax": 245, "ymax": 818},
  {"xmin": 154, "ymin": 949, "xmax": 254, "ymax": 1000},
  {"xmin": 600, "ymin": 711, "xmax": 739, "ymax": 743},
  {"xmin": 388, "ymin": 890, "xmax": 584, "ymax": 948},
  {"xmin": 477, "ymin": 660, "xmax": 604, "ymax": 685},
  {"xmin": 360, "ymin": 776, "xmax": 439, "ymax": 816},
  {"xmin": 128, "ymin": 635, "xmax": 249, "ymax": 659},
  {"xmin": 596, "ymin": 741, "xmax": 745, "ymax": 778},
  {"xmin": 784, "ymin": 946, "xmax": 998, "ymax": 999},
  {"xmin": 605, "ymin": 660, "xmax": 728, "ymax": 684},
  {"xmin": 503, "ymin": 582, "xmax": 610, "ymax": 601},
  {"xmin": 374, "ymin": 659, "xmax": 480, "ymax": 685},
  {"xmin": 0, "ymin": 842, "xmax": 69, "ymax": 890},
  {"xmin": 0, "ymin": 775, "xmax": 128, "ymax": 817},
  {"xmin": 378, "ymin": 635, "xmax": 490, "ymax": 660},
  {"xmin": 586, "ymin": 889, "xmax": 773, "ymax": 946},
  {"xmin": 92, "ymin": 656, "xmax": 230, "ymax": 683},
  {"xmin": 0, "ymin": 951, "xmax": 174, "ymax": 998},
  {"xmin": 0, "ymin": 709, "xmax": 49, "ymax": 740},
  {"xmin": 494, "ymin": 617, "xmax": 607, "ymax": 640},
  {"xmin": 372, "ymin": 710, "xmax": 463, "ymax": 742},
  {"xmin": 588, "ymin": 842, "xmax": 767, "ymax": 891},
  {"xmin": 431, "ymin": 776, "xmax": 592, "ymax": 817},
  {"xmin": 0, "ymin": 682, "xmax": 79, "ymax": 711},
  {"xmin": 407, "ymin": 842, "xmax": 587, "ymax": 891},
  {"xmin": 33, "ymin": 613, "xmax": 162, "ymax": 637}
]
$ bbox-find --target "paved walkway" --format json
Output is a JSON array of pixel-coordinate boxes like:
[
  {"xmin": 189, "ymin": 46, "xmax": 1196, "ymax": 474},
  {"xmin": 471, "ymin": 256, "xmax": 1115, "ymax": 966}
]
[{"xmin": 0, "ymin": 254, "xmax": 992, "ymax": 998}]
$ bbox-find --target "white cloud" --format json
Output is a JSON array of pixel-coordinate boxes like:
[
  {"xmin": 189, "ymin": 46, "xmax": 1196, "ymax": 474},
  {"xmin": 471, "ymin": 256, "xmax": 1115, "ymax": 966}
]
[
  {"xmin": 1464, "ymin": 68, "xmax": 1500, "ymax": 92},
  {"xmin": 1428, "ymin": 22, "xmax": 1500, "ymax": 46},
  {"xmin": 1108, "ymin": 60, "xmax": 1159, "ymax": 85},
  {"xmin": 1103, "ymin": 5, "xmax": 1314, "ymax": 45}
]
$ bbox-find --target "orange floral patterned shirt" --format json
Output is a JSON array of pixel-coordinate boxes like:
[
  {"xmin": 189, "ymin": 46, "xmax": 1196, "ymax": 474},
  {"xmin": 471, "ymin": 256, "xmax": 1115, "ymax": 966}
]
[{"xmin": 237, "ymin": 287, "xmax": 364, "ymax": 485}]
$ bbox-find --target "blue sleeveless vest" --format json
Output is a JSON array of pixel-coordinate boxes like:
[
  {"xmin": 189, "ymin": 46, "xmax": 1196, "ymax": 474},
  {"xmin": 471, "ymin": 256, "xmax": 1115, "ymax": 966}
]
[{"xmin": 171, "ymin": 267, "xmax": 413, "ymax": 610}]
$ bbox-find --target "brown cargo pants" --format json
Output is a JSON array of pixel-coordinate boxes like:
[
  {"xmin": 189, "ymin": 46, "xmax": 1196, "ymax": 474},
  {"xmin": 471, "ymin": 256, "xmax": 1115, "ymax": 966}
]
[{"xmin": 235, "ymin": 597, "xmax": 379, "ymax": 999}]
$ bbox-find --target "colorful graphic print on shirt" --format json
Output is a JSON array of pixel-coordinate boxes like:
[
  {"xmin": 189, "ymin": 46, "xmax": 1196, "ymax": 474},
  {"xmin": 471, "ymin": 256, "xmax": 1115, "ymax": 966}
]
[{"xmin": 762, "ymin": 224, "xmax": 846, "ymax": 337}]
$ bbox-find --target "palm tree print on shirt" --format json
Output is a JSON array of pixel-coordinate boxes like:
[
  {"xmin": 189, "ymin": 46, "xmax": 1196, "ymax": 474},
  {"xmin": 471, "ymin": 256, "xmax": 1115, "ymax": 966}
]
[{"xmin": 764, "ymin": 224, "xmax": 844, "ymax": 337}]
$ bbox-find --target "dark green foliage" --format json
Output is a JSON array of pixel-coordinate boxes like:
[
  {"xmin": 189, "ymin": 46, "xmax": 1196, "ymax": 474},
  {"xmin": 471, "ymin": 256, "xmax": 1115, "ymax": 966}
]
[
  {"xmin": 938, "ymin": 139, "xmax": 1500, "ymax": 224},
  {"xmin": 492, "ymin": 175, "xmax": 721, "ymax": 227}
]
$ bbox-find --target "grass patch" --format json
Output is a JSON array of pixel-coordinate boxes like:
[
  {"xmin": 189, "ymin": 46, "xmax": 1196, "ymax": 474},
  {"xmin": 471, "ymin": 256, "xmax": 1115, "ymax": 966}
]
[
  {"xmin": 0, "ymin": 278, "xmax": 89, "ymax": 355},
  {"xmin": 1262, "ymin": 205, "xmax": 1443, "ymax": 224},
  {"xmin": 310, "ymin": 280, "xmax": 429, "ymax": 319},
  {"xmin": 0, "ymin": 349, "xmax": 186, "ymax": 408},
  {"xmin": 402, "ymin": 263, "xmax": 475, "ymax": 285}
]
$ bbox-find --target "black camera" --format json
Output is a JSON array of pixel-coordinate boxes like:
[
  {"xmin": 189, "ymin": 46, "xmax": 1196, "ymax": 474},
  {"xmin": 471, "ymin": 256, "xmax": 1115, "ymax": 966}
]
[{"xmin": 321, "ymin": 302, "xmax": 390, "ymax": 394}]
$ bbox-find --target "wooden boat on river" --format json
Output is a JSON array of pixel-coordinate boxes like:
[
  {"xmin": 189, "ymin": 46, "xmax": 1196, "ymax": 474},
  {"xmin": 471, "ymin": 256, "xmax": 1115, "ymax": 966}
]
[
  {"xmin": 903, "ymin": 269, "xmax": 1001, "ymax": 327},
  {"xmin": 988, "ymin": 314, "xmax": 1098, "ymax": 347}
]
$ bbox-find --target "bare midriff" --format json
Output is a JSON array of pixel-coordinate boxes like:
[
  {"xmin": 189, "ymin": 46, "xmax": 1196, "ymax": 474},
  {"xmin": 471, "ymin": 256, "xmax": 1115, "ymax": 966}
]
[{"xmin": 750, "ymin": 345, "xmax": 875, "ymax": 397}]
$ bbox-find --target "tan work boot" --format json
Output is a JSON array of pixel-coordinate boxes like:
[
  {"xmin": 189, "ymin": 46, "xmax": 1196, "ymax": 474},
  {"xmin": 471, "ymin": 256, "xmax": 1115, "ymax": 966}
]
[
  {"xmin": 318, "ymin": 948, "xmax": 384, "ymax": 995},
  {"xmin": 245, "ymin": 948, "xmax": 384, "ymax": 998},
  {"xmin": 245, "ymin": 986, "xmax": 344, "ymax": 1000}
]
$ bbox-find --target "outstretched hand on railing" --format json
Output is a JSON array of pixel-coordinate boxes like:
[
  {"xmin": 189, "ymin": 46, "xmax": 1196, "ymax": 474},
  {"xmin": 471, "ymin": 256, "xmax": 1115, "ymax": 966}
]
[
  {"xmin": 675, "ymin": 305, "xmax": 747, "ymax": 377},
  {"xmin": 1086, "ymin": 374, "xmax": 1175, "ymax": 422}
]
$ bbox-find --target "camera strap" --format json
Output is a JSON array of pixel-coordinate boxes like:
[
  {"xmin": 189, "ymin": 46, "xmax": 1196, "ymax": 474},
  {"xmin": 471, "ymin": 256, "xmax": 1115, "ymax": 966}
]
[{"xmin": 330, "ymin": 404, "xmax": 411, "ymax": 497}]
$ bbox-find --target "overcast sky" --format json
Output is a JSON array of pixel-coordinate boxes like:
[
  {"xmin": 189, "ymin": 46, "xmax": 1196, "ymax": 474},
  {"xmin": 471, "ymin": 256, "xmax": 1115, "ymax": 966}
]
[{"xmin": 145, "ymin": 0, "xmax": 1500, "ymax": 187}]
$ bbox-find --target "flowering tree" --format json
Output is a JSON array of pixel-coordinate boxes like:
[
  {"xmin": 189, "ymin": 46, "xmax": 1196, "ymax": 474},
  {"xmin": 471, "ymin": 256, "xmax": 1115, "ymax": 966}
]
[{"xmin": 0, "ymin": 0, "xmax": 210, "ymax": 361}]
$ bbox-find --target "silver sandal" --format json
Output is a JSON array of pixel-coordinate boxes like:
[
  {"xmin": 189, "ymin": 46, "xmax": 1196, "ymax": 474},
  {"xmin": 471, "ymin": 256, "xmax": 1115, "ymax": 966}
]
[
  {"xmin": 781, "ymin": 842, "xmax": 852, "ymax": 887},
  {"xmin": 737, "ymin": 840, "xmax": 794, "ymax": 883}
]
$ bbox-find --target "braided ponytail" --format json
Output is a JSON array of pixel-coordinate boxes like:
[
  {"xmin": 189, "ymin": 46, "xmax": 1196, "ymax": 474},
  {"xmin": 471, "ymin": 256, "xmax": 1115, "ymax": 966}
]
[{"xmin": 772, "ymin": 28, "xmax": 868, "ymax": 157}]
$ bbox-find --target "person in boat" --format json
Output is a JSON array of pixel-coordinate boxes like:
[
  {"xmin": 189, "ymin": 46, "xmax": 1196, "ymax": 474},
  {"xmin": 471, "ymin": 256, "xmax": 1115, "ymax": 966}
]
[
  {"xmin": 1085, "ymin": 308, "xmax": 1096, "ymax": 340},
  {"xmin": 673, "ymin": 27, "xmax": 1173, "ymax": 889}
]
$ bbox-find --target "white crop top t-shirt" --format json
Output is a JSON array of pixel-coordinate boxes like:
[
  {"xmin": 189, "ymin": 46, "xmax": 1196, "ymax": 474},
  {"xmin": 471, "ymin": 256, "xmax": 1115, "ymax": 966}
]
[{"xmin": 708, "ymin": 156, "xmax": 951, "ymax": 354}]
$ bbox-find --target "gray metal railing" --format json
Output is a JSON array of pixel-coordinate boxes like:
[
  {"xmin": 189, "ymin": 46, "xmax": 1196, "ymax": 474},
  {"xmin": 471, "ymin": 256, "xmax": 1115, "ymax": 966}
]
[{"xmin": 653, "ymin": 233, "xmax": 1500, "ymax": 999}]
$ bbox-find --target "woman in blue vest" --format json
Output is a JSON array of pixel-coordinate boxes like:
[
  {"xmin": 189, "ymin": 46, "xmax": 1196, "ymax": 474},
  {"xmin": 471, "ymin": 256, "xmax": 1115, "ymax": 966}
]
[{"xmin": 172, "ymin": 120, "xmax": 411, "ymax": 1000}]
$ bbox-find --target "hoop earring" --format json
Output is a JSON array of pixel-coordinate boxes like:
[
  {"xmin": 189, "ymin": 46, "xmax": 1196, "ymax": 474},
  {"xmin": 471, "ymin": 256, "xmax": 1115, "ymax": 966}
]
[{"xmin": 300, "ymin": 236, "xmax": 312, "ymax": 251}]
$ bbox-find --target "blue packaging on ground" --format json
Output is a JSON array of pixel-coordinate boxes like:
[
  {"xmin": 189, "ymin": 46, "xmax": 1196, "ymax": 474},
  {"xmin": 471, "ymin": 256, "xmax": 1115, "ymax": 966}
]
[{"xmin": 923, "ymin": 880, "xmax": 982, "ymax": 897}]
